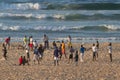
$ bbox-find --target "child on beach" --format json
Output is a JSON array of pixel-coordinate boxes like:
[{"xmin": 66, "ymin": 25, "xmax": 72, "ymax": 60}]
[
  {"xmin": 80, "ymin": 45, "xmax": 86, "ymax": 62},
  {"xmin": 2, "ymin": 43, "xmax": 7, "ymax": 60},
  {"xmin": 26, "ymin": 48, "xmax": 30, "ymax": 61},
  {"xmin": 53, "ymin": 46, "xmax": 59, "ymax": 66},
  {"xmin": 74, "ymin": 50, "xmax": 79, "ymax": 66},
  {"xmin": 19, "ymin": 56, "xmax": 23, "ymax": 65},
  {"xmin": 108, "ymin": 42, "xmax": 112, "ymax": 62},
  {"xmin": 68, "ymin": 46, "xmax": 75, "ymax": 63},
  {"xmin": 23, "ymin": 56, "xmax": 29, "ymax": 65}
]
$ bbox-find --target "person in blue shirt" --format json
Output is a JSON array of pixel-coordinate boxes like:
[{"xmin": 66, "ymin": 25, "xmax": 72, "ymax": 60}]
[
  {"xmin": 80, "ymin": 45, "xmax": 86, "ymax": 62},
  {"xmin": 53, "ymin": 46, "xmax": 59, "ymax": 66},
  {"xmin": 33, "ymin": 47, "xmax": 40, "ymax": 64}
]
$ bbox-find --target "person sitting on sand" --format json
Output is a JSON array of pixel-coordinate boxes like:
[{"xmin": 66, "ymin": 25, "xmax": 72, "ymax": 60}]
[
  {"xmin": 80, "ymin": 45, "xmax": 86, "ymax": 62},
  {"xmin": 19, "ymin": 56, "xmax": 23, "ymax": 65},
  {"xmin": 23, "ymin": 56, "xmax": 29, "ymax": 65},
  {"xmin": 68, "ymin": 46, "xmax": 75, "ymax": 63},
  {"xmin": 2, "ymin": 43, "xmax": 7, "ymax": 60},
  {"xmin": 108, "ymin": 42, "xmax": 112, "ymax": 62}
]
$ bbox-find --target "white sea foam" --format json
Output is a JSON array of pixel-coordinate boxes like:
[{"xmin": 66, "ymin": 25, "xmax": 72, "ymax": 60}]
[
  {"xmin": 0, "ymin": 2, "xmax": 40, "ymax": 10},
  {"xmin": 103, "ymin": 24, "xmax": 120, "ymax": 30}
]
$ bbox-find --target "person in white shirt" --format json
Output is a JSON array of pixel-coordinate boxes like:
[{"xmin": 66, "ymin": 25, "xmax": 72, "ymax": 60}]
[
  {"xmin": 92, "ymin": 44, "xmax": 97, "ymax": 61},
  {"xmin": 108, "ymin": 42, "xmax": 112, "ymax": 62}
]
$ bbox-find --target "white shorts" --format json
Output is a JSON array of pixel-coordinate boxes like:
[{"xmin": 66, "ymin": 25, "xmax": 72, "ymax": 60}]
[{"xmin": 54, "ymin": 57, "xmax": 59, "ymax": 60}]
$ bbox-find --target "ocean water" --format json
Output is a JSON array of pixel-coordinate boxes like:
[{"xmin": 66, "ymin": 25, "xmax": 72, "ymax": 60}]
[{"xmin": 0, "ymin": 0, "xmax": 120, "ymax": 43}]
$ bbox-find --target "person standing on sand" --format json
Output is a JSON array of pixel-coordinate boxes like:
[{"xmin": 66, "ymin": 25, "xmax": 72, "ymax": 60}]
[
  {"xmin": 2, "ymin": 43, "xmax": 7, "ymax": 60},
  {"xmin": 96, "ymin": 40, "xmax": 99, "ymax": 58},
  {"xmin": 29, "ymin": 36, "xmax": 33, "ymax": 51},
  {"xmin": 5, "ymin": 36, "xmax": 11, "ymax": 49},
  {"xmin": 74, "ymin": 50, "xmax": 79, "ymax": 66},
  {"xmin": 61, "ymin": 40, "xmax": 67, "ymax": 59},
  {"xmin": 67, "ymin": 35, "xmax": 72, "ymax": 49},
  {"xmin": 53, "ymin": 46, "xmax": 59, "ymax": 66},
  {"xmin": 58, "ymin": 43, "xmax": 62, "ymax": 60},
  {"xmin": 23, "ymin": 35, "xmax": 28, "ymax": 49},
  {"xmin": 33, "ymin": 47, "xmax": 40, "ymax": 64},
  {"xmin": 26, "ymin": 48, "xmax": 30, "ymax": 61},
  {"xmin": 80, "ymin": 45, "xmax": 86, "ymax": 62},
  {"xmin": 43, "ymin": 34, "xmax": 49, "ymax": 49},
  {"xmin": 108, "ymin": 42, "xmax": 112, "ymax": 62},
  {"xmin": 68, "ymin": 46, "xmax": 75, "ymax": 63},
  {"xmin": 92, "ymin": 44, "xmax": 97, "ymax": 61},
  {"xmin": 38, "ymin": 44, "xmax": 44, "ymax": 59}
]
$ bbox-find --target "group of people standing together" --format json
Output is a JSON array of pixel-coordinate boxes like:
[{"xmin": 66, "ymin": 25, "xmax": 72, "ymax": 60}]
[{"xmin": 1, "ymin": 35, "xmax": 113, "ymax": 66}]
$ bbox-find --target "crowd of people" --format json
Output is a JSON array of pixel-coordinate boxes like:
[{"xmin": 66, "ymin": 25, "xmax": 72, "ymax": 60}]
[{"xmin": 1, "ymin": 35, "xmax": 113, "ymax": 66}]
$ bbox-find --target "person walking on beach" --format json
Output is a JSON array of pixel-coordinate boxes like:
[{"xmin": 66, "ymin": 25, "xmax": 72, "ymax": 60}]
[
  {"xmin": 2, "ymin": 43, "xmax": 7, "ymax": 60},
  {"xmin": 80, "ymin": 45, "xmax": 86, "ymax": 62},
  {"xmin": 53, "ymin": 46, "xmax": 59, "ymax": 66},
  {"xmin": 5, "ymin": 36, "xmax": 11, "ymax": 49},
  {"xmin": 74, "ymin": 50, "xmax": 79, "ymax": 66},
  {"xmin": 92, "ymin": 44, "xmax": 97, "ymax": 61},
  {"xmin": 68, "ymin": 46, "xmax": 75, "ymax": 63},
  {"xmin": 43, "ymin": 34, "xmax": 49, "ymax": 49},
  {"xmin": 108, "ymin": 42, "xmax": 112, "ymax": 62},
  {"xmin": 61, "ymin": 40, "xmax": 67, "ymax": 59}
]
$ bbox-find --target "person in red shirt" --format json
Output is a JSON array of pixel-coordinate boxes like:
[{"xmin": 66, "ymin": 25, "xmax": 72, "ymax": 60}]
[
  {"xmin": 19, "ymin": 56, "xmax": 23, "ymax": 65},
  {"xmin": 5, "ymin": 36, "xmax": 11, "ymax": 49}
]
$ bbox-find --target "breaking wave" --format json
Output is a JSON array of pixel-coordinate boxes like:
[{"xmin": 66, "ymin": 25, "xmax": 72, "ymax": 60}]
[
  {"xmin": 0, "ymin": 13, "xmax": 120, "ymax": 20},
  {"xmin": 0, "ymin": 2, "xmax": 120, "ymax": 10},
  {"xmin": 0, "ymin": 23, "xmax": 119, "ymax": 31}
]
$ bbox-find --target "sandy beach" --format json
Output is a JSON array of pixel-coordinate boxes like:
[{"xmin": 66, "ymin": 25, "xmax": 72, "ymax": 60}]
[{"xmin": 0, "ymin": 42, "xmax": 120, "ymax": 80}]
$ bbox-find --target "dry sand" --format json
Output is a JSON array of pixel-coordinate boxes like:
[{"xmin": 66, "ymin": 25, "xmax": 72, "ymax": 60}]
[{"xmin": 0, "ymin": 42, "xmax": 120, "ymax": 80}]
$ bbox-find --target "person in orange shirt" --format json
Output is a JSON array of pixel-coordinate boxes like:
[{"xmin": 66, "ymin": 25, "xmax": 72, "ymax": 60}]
[{"xmin": 61, "ymin": 40, "xmax": 67, "ymax": 59}]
